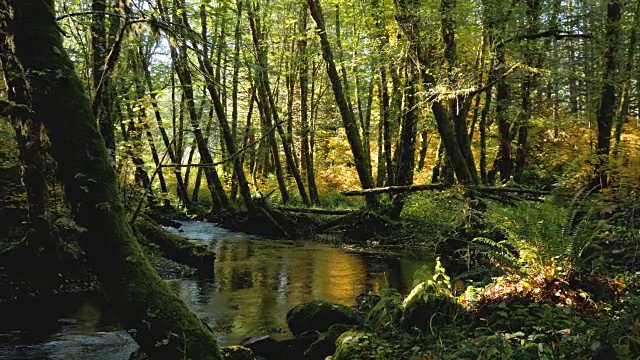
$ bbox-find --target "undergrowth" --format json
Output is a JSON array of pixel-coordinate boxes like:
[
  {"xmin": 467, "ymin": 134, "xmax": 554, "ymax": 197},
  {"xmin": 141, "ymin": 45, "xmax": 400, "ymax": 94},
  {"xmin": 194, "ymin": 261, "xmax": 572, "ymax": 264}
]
[{"xmin": 331, "ymin": 193, "xmax": 640, "ymax": 360}]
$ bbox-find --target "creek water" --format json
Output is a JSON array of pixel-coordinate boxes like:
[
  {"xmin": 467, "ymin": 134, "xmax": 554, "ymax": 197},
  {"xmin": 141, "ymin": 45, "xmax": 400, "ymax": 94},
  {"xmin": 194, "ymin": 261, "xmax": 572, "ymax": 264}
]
[{"xmin": 0, "ymin": 220, "xmax": 433, "ymax": 359}]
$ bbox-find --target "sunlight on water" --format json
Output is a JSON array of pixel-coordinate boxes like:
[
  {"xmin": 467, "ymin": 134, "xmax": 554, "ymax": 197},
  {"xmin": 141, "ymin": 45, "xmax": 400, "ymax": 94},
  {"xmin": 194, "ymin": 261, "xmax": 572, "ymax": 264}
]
[{"xmin": 166, "ymin": 221, "xmax": 433, "ymax": 345}]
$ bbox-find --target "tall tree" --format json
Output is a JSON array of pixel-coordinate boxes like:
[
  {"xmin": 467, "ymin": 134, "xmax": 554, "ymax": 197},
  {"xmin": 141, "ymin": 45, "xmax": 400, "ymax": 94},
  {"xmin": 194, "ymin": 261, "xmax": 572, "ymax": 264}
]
[
  {"xmin": 307, "ymin": 0, "xmax": 379, "ymax": 208},
  {"xmin": 298, "ymin": 3, "xmax": 320, "ymax": 204},
  {"xmin": 5, "ymin": 0, "xmax": 222, "ymax": 357},
  {"xmin": 594, "ymin": 0, "xmax": 623, "ymax": 189}
]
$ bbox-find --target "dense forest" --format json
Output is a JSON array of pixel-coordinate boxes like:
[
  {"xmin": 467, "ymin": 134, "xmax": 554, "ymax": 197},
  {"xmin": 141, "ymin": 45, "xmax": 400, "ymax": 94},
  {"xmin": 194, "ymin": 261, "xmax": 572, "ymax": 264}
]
[{"xmin": 1, "ymin": 0, "xmax": 640, "ymax": 358}]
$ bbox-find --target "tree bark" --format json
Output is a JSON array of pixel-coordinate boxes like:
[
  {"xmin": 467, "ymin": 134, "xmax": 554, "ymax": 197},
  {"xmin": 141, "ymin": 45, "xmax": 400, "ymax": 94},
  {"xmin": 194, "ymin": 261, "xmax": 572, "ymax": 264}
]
[
  {"xmin": 514, "ymin": 0, "xmax": 541, "ymax": 182},
  {"xmin": 91, "ymin": 0, "xmax": 116, "ymax": 158},
  {"xmin": 614, "ymin": 0, "xmax": 638, "ymax": 155},
  {"xmin": 390, "ymin": 66, "xmax": 419, "ymax": 218},
  {"xmin": 7, "ymin": 0, "xmax": 222, "ymax": 358},
  {"xmin": 396, "ymin": 0, "xmax": 478, "ymax": 185}
]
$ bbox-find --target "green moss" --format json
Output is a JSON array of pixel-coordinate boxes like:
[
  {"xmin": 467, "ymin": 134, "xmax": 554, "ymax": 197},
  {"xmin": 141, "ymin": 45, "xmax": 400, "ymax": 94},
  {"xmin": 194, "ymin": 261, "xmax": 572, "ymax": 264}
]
[
  {"xmin": 330, "ymin": 331, "xmax": 369, "ymax": 360},
  {"xmin": 401, "ymin": 283, "xmax": 465, "ymax": 331}
]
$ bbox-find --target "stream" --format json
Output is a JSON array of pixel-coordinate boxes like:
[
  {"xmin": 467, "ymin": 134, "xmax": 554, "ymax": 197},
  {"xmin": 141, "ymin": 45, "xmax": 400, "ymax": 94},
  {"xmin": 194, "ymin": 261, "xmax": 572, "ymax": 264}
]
[{"xmin": 0, "ymin": 220, "xmax": 433, "ymax": 359}]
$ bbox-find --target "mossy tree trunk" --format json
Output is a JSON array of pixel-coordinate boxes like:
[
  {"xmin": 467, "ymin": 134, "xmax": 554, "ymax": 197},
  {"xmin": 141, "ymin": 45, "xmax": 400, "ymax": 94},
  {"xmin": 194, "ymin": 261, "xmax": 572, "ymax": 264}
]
[
  {"xmin": 390, "ymin": 65, "xmax": 419, "ymax": 218},
  {"xmin": 395, "ymin": 0, "xmax": 477, "ymax": 186},
  {"xmin": 6, "ymin": 1, "xmax": 222, "ymax": 358}
]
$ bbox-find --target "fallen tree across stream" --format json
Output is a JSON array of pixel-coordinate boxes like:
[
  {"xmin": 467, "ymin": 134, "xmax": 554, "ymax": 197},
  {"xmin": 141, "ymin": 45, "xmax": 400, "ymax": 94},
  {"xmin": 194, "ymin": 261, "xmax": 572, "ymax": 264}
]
[{"xmin": 340, "ymin": 184, "xmax": 552, "ymax": 202}]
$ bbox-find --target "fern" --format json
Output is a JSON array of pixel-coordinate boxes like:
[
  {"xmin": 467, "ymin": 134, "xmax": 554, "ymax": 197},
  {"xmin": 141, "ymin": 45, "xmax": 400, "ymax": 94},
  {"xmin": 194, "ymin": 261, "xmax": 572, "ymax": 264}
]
[
  {"xmin": 472, "ymin": 236, "xmax": 520, "ymax": 270},
  {"xmin": 482, "ymin": 199, "xmax": 599, "ymax": 274}
]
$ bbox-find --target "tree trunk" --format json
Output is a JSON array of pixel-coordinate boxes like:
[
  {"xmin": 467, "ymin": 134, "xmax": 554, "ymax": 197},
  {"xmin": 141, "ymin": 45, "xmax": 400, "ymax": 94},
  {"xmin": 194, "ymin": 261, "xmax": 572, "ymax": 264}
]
[
  {"xmin": 495, "ymin": 45, "xmax": 512, "ymax": 183},
  {"xmin": 122, "ymin": 100, "xmax": 154, "ymax": 204},
  {"xmin": 162, "ymin": 0, "xmax": 229, "ymax": 211},
  {"xmin": 299, "ymin": 4, "xmax": 320, "ymax": 205},
  {"xmin": 614, "ymin": 0, "xmax": 638, "ymax": 155},
  {"xmin": 390, "ymin": 67, "xmax": 419, "ymax": 218},
  {"xmin": 132, "ymin": 50, "xmax": 170, "ymax": 207},
  {"xmin": 514, "ymin": 0, "xmax": 541, "ymax": 183},
  {"xmin": 431, "ymin": 138, "xmax": 444, "ymax": 183},
  {"xmin": 417, "ymin": 129, "xmax": 430, "ymax": 171},
  {"xmin": 396, "ymin": 0, "xmax": 477, "ymax": 185},
  {"xmin": 248, "ymin": 7, "xmax": 309, "ymax": 206},
  {"xmin": 381, "ymin": 66, "xmax": 394, "ymax": 186},
  {"xmin": 91, "ymin": 0, "xmax": 116, "ymax": 158},
  {"xmin": 193, "ymin": 1, "xmax": 254, "ymax": 209},
  {"xmin": 7, "ymin": 1, "xmax": 222, "ymax": 358},
  {"xmin": 0, "ymin": 12, "xmax": 56, "ymax": 245},
  {"xmin": 139, "ymin": 47, "xmax": 191, "ymax": 207},
  {"xmin": 595, "ymin": 0, "xmax": 622, "ymax": 188},
  {"xmin": 307, "ymin": 0, "xmax": 379, "ymax": 209}
]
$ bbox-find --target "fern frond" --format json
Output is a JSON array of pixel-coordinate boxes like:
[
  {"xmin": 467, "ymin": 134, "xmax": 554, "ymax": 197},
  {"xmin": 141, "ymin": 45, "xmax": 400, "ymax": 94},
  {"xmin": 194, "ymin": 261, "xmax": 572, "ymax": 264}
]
[{"xmin": 472, "ymin": 237, "xmax": 520, "ymax": 269}]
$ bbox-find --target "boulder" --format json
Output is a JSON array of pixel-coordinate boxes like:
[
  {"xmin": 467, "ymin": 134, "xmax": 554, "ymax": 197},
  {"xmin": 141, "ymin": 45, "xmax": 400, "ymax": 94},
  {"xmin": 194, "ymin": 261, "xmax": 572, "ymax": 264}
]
[
  {"xmin": 286, "ymin": 300, "xmax": 363, "ymax": 337},
  {"xmin": 304, "ymin": 324, "xmax": 355, "ymax": 360}
]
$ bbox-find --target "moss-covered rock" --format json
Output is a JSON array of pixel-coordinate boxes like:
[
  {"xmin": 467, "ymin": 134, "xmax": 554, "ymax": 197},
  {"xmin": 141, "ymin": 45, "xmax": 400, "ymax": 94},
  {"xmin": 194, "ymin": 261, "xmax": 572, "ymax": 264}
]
[
  {"xmin": 304, "ymin": 324, "xmax": 355, "ymax": 360},
  {"xmin": 286, "ymin": 300, "xmax": 363, "ymax": 337},
  {"xmin": 221, "ymin": 346, "xmax": 255, "ymax": 360},
  {"xmin": 401, "ymin": 282, "xmax": 465, "ymax": 331},
  {"xmin": 330, "ymin": 330, "xmax": 370, "ymax": 360}
]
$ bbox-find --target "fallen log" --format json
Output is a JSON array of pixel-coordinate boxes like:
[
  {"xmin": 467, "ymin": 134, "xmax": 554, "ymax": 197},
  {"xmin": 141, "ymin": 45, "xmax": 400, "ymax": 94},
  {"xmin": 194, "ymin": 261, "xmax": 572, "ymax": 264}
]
[
  {"xmin": 340, "ymin": 183, "xmax": 448, "ymax": 196},
  {"xmin": 135, "ymin": 216, "xmax": 215, "ymax": 274},
  {"xmin": 145, "ymin": 210, "xmax": 182, "ymax": 229},
  {"xmin": 340, "ymin": 183, "xmax": 552, "ymax": 198},
  {"xmin": 475, "ymin": 186, "xmax": 552, "ymax": 196},
  {"xmin": 278, "ymin": 207, "xmax": 355, "ymax": 215}
]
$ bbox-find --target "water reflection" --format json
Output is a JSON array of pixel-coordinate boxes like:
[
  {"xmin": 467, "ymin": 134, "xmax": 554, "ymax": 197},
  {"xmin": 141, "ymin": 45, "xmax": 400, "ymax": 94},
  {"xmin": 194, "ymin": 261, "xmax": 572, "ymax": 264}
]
[{"xmin": 166, "ymin": 221, "xmax": 433, "ymax": 345}]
